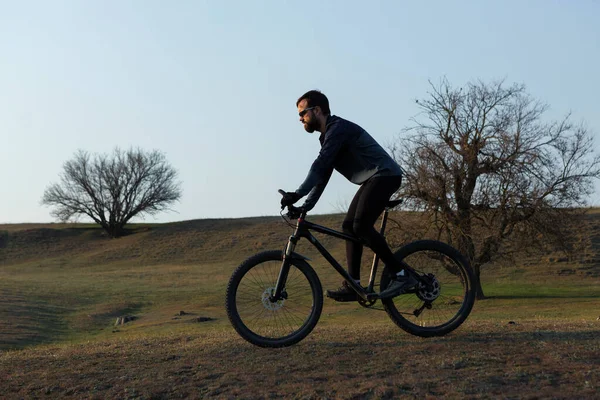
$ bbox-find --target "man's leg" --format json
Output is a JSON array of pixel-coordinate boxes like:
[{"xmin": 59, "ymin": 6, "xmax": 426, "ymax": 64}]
[
  {"xmin": 326, "ymin": 184, "xmax": 367, "ymax": 301},
  {"xmin": 353, "ymin": 175, "xmax": 419, "ymax": 298},
  {"xmin": 352, "ymin": 175, "xmax": 403, "ymax": 273},
  {"xmin": 342, "ymin": 184, "xmax": 367, "ymax": 281}
]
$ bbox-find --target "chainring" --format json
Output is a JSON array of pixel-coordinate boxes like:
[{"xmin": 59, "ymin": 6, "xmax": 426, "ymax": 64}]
[{"xmin": 357, "ymin": 297, "xmax": 377, "ymax": 308}]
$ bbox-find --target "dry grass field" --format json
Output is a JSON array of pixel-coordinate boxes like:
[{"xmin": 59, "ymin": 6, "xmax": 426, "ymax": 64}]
[{"xmin": 1, "ymin": 212, "xmax": 599, "ymax": 399}]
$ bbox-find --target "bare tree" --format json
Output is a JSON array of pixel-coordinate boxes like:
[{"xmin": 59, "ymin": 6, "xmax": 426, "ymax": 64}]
[
  {"xmin": 391, "ymin": 78, "xmax": 600, "ymax": 299},
  {"xmin": 42, "ymin": 147, "xmax": 182, "ymax": 238}
]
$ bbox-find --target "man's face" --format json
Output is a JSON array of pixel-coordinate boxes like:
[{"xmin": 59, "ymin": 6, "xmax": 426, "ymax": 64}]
[{"xmin": 297, "ymin": 99, "xmax": 319, "ymax": 133}]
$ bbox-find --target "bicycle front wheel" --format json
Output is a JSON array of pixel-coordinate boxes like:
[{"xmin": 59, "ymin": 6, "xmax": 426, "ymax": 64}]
[
  {"xmin": 225, "ymin": 250, "xmax": 323, "ymax": 348},
  {"xmin": 381, "ymin": 240, "xmax": 475, "ymax": 337}
]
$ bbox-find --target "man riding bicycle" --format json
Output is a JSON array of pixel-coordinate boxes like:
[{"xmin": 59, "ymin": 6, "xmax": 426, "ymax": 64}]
[{"xmin": 280, "ymin": 90, "xmax": 418, "ymax": 301}]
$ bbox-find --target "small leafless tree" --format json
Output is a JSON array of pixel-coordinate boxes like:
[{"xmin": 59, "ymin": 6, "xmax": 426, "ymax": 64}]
[
  {"xmin": 42, "ymin": 147, "xmax": 182, "ymax": 238},
  {"xmin": 391, "ymin": 78, "xmax": 600, "ymax": 299}
]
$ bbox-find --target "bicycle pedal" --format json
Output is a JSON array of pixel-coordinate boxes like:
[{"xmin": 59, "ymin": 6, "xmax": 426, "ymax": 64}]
[{"xmin": 326, "ymin": 293, "xmax": 358, "ymax": 302}]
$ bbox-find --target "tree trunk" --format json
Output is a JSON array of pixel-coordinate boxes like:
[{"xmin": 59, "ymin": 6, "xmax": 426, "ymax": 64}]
[
  {"xmin": 101, "ymin": 222, "xmax": 124, "ymax": 238},
  {"xmin": 454, "ymin": 218, "xmax": 484, "ymax": 299},
  {"xmin": 473, "ymin": 264, "xmax": 485, "ymax": 300}
]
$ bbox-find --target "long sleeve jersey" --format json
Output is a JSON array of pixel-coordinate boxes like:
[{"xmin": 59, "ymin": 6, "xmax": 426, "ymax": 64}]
[{"xmin": 295, "ymin": 115, "xmax": 403, "ymax": 210}]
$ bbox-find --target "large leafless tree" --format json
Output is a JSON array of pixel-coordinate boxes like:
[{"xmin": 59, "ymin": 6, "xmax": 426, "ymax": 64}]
[
  {"xmin": 391, "ymin": 78, "xmax": 600, "ymax": 299},
  {"xmin": 42, "ymin": 148, "xmax": 182, "ymax": 238}
]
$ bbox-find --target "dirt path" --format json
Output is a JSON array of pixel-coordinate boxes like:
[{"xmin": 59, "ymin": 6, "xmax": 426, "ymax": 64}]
[{"xmin": 1, "ymin": 320, "xmax": 598, "ymax": 399}]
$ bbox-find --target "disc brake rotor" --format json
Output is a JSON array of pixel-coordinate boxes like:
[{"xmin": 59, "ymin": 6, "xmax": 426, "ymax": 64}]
[{"xmin": 262, "ymin": 287, "xmax": 285, "ymax": 311}]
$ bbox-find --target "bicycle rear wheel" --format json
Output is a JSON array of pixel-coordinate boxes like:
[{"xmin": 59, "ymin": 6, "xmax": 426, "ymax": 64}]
[
  {"xmin": 381, "ymin": 240, "xmax": 475, "ymax": 337},
  {"xmin": 226, "ymin": 250, "xmax": 323, "ymax": 347}
]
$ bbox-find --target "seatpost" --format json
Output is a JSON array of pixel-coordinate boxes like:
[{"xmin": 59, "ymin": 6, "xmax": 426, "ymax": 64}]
[{"xmin": 367, "ymin": 207, "xmax": 391, "ymax": 292}]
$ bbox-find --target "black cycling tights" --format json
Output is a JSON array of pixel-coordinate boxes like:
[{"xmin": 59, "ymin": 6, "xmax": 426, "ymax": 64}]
[{"xmin": 342, "ymin": 175, "xmax": 403, "ymax": 280}]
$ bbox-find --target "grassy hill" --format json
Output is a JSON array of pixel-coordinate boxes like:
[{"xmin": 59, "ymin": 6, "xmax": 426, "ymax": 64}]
[
  {"xmin": 0, "ymin": 214, "xmax": 352, "ymax": 266},
  {"xmin": 1, "ymin": 211, "xmax": 600, "ymax": 348},
  {"xmin": 0, "ymin": 214, "xmax": 354, "ymax": 349},
  {"xmin": 1, "ymin": 212, "xmax": 599, "ymax": 398}
]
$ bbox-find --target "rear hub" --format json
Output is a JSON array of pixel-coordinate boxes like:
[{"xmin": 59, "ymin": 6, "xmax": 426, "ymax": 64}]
[{"xmin": 417, "ymin": 274, "xmax": 441, "ymax": 302}]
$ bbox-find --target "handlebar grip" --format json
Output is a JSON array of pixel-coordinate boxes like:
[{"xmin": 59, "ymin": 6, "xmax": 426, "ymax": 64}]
[{"xmin": 278, "ymin": 189, "xmax": 286, "ymax": 196}]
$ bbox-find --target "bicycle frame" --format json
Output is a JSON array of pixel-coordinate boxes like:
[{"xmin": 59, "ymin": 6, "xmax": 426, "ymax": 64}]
[{"xmin": 272, "ymin": 208, "xmax": 393, "ymax": 303}]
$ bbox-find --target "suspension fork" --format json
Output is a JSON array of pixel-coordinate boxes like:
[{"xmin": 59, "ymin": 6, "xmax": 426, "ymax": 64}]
[{"xmin": 271, "ymin": 227, "xmax": 301, "ymax": 301}]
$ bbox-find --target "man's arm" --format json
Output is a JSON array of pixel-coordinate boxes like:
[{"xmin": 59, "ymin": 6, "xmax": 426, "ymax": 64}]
[
  {"xmin": 300, "ymin": 167, "xmax": 333, "ymax": 211},
  {"xmin": 295, "ymin": 121, "xmax": 347, "ymax": 198}
]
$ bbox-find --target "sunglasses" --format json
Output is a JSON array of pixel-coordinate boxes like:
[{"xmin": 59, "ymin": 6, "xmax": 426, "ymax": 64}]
[{"xmin": 298, "ymin": 106, "xmax": 317, "ymax": 117}]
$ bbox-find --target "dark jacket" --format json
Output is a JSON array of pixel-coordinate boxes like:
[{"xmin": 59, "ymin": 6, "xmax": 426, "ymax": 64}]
[{"xmin": 296, "ymin": 115, "xmax": 403, "ymax": 210}]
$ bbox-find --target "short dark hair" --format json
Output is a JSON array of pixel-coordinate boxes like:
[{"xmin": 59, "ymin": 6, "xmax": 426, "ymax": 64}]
[{"xmin": 296, "ymin": 90, "xmax": 331, "ymax": 115}]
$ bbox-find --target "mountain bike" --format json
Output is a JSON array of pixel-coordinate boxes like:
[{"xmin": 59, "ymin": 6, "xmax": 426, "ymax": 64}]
[{"xmin": 225, "ymin": 190, "xmax": 476, "ymax": 348}]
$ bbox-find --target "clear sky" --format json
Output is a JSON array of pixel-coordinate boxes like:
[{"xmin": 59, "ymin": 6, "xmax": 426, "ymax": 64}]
[{"xmin": 1, "ymin": 0, "xmax": 599, "ymax": 223}]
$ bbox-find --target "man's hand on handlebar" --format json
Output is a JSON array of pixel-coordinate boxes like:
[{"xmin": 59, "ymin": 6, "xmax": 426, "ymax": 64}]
[
  {"xmin": 278, "ymin": 189, "xmax": 305, "ymax": 219},
  {"xmin": 278, "ymin": 190, "xmax": 301, "ymax": 209}
]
